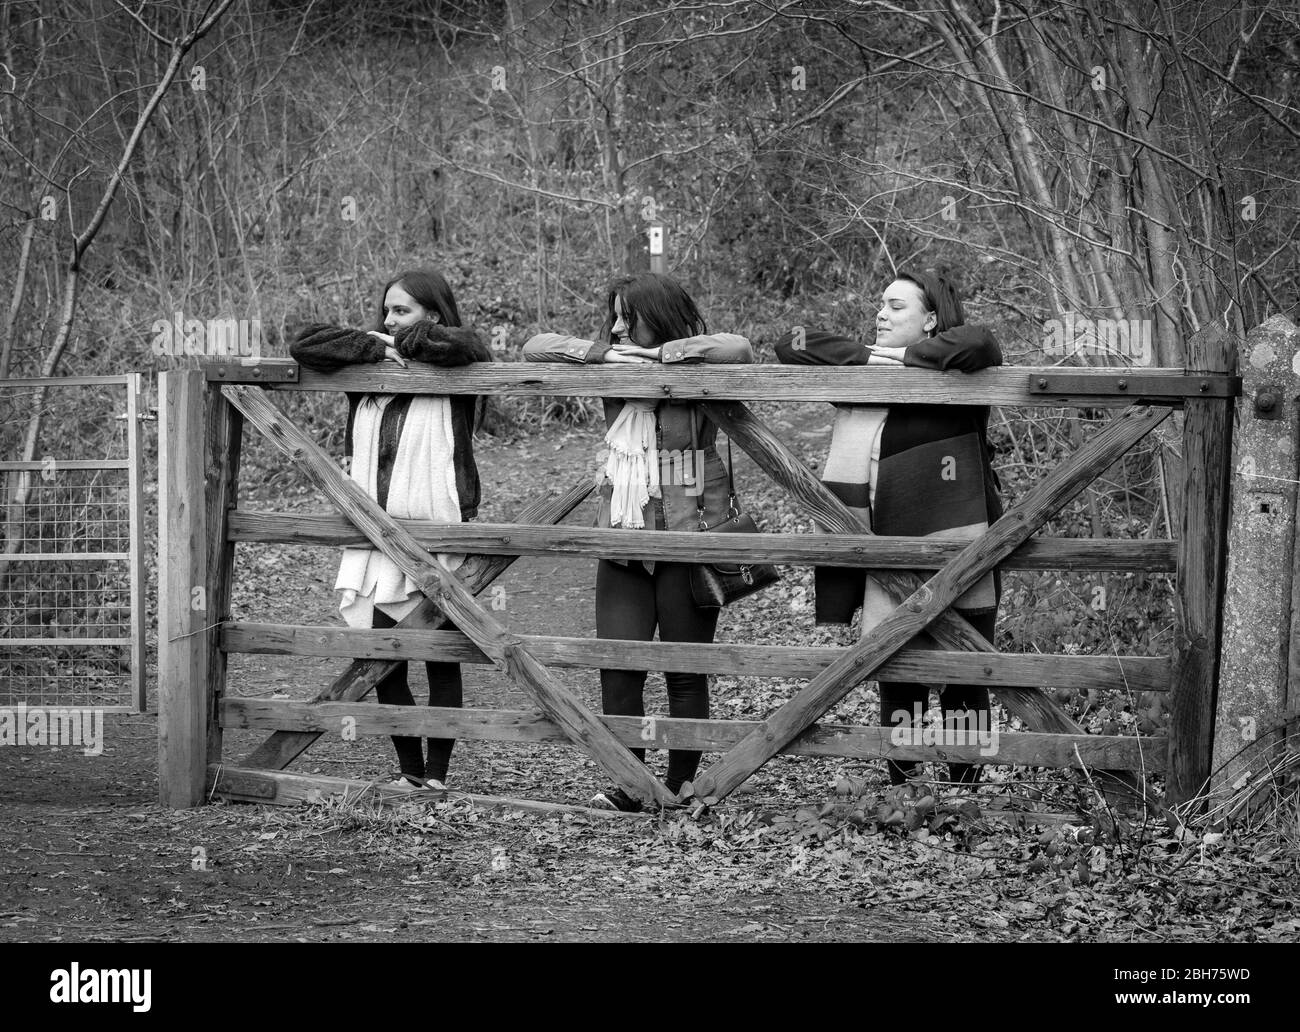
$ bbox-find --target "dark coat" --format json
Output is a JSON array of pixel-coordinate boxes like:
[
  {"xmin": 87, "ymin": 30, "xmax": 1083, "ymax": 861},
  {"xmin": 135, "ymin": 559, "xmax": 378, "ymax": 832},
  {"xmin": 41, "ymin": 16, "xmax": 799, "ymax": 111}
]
[
  {"xmin": 290, "ymin": 321, "xmax": 491, "ymax": 519},
  {"xmin": 774, "ymin": 324, "xmax": 1004, "ymax": 624}
]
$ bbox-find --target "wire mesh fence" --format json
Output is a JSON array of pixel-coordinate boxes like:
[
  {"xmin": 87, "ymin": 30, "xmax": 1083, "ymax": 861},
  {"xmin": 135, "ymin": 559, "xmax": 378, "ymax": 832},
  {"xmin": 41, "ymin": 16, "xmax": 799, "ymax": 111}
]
[{"xmin": 0, "ymin": 376, "xmax": 146, "ymax": 711}]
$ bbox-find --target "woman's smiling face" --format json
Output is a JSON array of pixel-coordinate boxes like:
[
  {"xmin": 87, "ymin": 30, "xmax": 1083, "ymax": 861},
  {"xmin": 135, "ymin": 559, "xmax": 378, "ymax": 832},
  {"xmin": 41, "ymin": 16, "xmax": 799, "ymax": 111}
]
[
  {"xmin": 611, "ymin": 295, "xmax": 658, "ymax": 348},
  {"xmin": 383, "ymin": 284, "xmax": 435, "ymax": 333},
  {"xmin": 874, "ymin": 278, "xmax": 936, "ymax": 349}
]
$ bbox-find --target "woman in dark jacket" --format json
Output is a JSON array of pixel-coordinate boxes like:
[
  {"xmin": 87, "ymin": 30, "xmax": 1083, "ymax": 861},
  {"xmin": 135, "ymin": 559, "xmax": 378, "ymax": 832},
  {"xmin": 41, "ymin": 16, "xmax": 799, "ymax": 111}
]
[
  {"xmin": 524, "ymin": 273, "xmax": 753, "ymax": 810},
  {"xmin": 290, "ymin": 268, "xmax": 492, "ymax": 790},
  {"xmin": 775, "ymin": 270, "xmax": 1002, "ymax": 787}
]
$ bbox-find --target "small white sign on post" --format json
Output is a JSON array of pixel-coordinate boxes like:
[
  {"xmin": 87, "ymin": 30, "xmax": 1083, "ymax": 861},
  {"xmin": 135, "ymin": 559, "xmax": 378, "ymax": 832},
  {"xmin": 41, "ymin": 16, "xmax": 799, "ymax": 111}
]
[{"xmin": 648, "ymin": 224, "xmax": 664, "ymax": 273}]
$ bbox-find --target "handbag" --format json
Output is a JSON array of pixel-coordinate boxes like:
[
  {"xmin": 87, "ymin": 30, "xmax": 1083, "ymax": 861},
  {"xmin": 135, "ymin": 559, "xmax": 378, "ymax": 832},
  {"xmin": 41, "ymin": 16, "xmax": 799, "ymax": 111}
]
[{"xmin": 686, "ymin": 408, "xmax": 781, "ymax": 608}]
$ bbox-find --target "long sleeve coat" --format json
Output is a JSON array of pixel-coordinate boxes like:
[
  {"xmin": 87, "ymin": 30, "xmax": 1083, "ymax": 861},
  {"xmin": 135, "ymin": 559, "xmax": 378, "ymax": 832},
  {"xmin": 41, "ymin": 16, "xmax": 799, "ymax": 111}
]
[
  {"xmin": 522, "ymin": 331, "xmax": 754, "ymax": 534},
  {"xmin": 290, "ymin": 321, "xmax": 492, "ymax": 519},
  {"xmin": 774, "ymin": 324, "xmax": 1004, "ymax": 624}
]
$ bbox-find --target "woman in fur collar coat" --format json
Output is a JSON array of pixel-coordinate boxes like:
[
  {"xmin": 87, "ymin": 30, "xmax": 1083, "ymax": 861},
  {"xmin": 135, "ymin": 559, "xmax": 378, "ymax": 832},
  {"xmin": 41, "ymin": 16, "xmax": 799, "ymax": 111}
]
[{"xmin": 291, "ymin": 268, "xmax": 491, "ymax": 790}]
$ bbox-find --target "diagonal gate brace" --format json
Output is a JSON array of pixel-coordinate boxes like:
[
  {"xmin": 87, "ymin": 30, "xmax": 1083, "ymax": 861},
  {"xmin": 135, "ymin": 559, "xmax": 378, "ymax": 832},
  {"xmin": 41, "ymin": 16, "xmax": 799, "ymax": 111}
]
[
  {"xmin": 222, "ymin": 385, "xmax": 672, "ymax": 808},
  {"xmin": 690, "ymin": 403, "xmax": 1169, "ymax": 803},
  {"xmin": 704, "ymin": 400, "xmax": 1074, "ymax": 728},
  {"xmin": 702, "ymin": 399, "xmax": 1156, "ymax": 803},
  {"xmin": 242, "ymin": 478, "xmax": 594, "ymax": 771}
]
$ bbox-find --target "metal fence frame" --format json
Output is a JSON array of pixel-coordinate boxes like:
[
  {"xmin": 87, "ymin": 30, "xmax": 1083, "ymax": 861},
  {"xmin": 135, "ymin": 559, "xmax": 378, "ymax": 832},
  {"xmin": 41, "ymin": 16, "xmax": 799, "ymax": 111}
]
[{"xmin": 0, "ymin": 374, "xmax": 147, "ymax": 712}]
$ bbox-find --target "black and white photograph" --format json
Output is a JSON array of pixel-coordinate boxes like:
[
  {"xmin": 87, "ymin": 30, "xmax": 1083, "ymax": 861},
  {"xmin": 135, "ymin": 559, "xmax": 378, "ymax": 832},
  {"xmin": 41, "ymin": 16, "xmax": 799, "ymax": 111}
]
[{"xmin": 0, "ymin": 0, "xmax": 1296, "ymax": 975}]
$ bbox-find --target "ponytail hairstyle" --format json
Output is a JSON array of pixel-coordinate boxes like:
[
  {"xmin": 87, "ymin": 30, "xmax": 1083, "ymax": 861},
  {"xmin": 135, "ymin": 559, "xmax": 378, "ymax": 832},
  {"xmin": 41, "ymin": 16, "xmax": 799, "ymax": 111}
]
[
  {"xmin": 597, "ymin": 272, "xmax": 706, "ymax": 347},
  {"xmin": 894, "ymin": 270, "xmax": 965, "ymax": 335}
]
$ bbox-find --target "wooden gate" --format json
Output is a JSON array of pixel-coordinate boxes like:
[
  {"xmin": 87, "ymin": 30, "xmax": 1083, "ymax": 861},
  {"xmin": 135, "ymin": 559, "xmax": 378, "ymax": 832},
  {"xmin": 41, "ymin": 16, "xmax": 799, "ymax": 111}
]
[{"xmin": 157, "ymin": 327, "xmax": 1238, "ymax": 811}]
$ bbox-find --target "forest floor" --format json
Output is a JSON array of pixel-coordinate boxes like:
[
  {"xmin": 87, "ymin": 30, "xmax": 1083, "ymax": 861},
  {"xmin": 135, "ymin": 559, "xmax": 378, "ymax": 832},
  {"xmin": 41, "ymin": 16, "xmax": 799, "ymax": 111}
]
[{"xmin": 1, "ymin": 399, "xmax": 1297, "ymax": 943}]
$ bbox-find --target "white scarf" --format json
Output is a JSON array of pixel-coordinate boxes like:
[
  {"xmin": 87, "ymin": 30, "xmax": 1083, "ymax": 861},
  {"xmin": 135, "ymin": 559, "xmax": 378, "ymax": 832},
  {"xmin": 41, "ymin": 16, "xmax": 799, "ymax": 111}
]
[
  {"xmin": 336, "ymin": 395, "xmax": 463, "ymax": 627},
  {"xmin": 604, "ymin": 399, "xmax": 661, "ymax": 529}
]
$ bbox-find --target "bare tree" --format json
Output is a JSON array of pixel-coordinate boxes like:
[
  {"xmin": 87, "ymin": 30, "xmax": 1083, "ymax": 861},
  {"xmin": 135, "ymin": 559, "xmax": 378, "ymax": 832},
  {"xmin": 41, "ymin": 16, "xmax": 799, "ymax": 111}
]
[{"xmin": 1, "ymin": 0, "xmax": 236, "ymax": 570}]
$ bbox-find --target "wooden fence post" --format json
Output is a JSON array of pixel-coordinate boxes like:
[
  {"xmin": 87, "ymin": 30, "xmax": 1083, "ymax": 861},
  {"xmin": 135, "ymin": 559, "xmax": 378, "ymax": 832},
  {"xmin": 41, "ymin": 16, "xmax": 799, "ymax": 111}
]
[
  {"xmin": 1169, "ymin": 324, "xmax": 1237, "ymax": 806},
  {"xmin": 1212, "ymin": 315, "xmax": 1299, "ymax": 802},
  {"xmin": 157, "ymin": 369, "xmax": 211, "ymax": 808},
  {"xmin": 204, "ymin": 380, "xmax": 243, "ymax": 774}
]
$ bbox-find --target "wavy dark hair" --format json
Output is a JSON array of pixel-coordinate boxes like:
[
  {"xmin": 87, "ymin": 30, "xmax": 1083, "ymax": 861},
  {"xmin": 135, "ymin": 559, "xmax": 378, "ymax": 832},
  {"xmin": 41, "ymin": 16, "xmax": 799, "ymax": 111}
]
[
  {"xmin": 597, "ymin": 272, "xmax": 706, "ymax": 346},
  {"xmin": 893, "ymin": 270, "xmax": 966, "ymax": 335},
  {"xmin": 374, "ymin": 268, "xmax": 463, "ymax": 330}
]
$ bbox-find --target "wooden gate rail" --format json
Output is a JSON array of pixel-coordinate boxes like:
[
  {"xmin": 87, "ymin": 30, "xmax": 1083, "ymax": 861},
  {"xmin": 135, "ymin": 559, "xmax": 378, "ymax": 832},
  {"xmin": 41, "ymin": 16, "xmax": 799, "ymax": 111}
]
[
  {"xmin": 688, "ymin": 404, "xmax": 1169, "ymax": 803},
  {"xmin": 158, "ymin": 336, "xmax": 1237, "ymax": 810},
  {"xmin": 205, "ymin": 359, "xmax": 1237, "ymax": 406},
  {"xmin": 219, "ymin": 383, "xmax": 676, "ymax": 808},
  {"xmin": 1169, "ymin": 327, "xmax": 1236, "ymax": 802},
  {"xmin": 241, "ymin": 479, "xmax": 594, "ymax": 772},
  {"xmin": 221, "ymin": 700, "xmax": 1167, "ymax": 772},
  {"xmin": 221, "ymin": 624, "xmax": 1171, "ymax": 693},
  {"xmin": 226, "ymin": 515, "xmax": 1176, "ymax": 571}
]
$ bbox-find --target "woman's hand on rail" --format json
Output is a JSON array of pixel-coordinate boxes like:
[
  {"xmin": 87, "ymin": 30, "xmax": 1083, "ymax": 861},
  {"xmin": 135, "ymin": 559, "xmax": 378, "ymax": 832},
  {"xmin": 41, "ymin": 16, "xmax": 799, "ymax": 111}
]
[
  {"xmin": 610, "ymin": 343, "xmax": 660, "ymax": 362},
  {"xmin": 365, "ymin": 330, "xmax": 408, "ymax": 366},
  {"xmin": 868, "ymin": 344, "xmax": 908, "ymax": 363},
  {"xmin": 603, "ymin": 348, "xmax": 655, "ymax": 364}
]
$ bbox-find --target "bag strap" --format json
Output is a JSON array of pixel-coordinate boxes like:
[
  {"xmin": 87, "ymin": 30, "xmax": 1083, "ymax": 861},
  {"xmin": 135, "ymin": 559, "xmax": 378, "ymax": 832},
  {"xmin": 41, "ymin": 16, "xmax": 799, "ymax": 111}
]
[
  {"xmin": 725, "ymin": 437, "xmax": 737, "ymax": 501},
  {"xmin": 691, "ymin": 406, "xmax": 739, "ymax": 529},
  {"xmin": 691, "ymin": 406, "xmax": 706, "ymax": 528}
]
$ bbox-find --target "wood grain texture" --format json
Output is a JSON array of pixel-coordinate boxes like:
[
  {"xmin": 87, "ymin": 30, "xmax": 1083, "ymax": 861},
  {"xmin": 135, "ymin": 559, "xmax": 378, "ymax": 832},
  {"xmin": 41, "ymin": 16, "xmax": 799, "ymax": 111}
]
[
  {"xmin": 1212, "ymin": 316, "xmax": 1298, "ymax": 794},
  {"xmin": 222, "ymin": 622, "xmax": 1172, "ymax": 693},
  {"xmin": 203, "ymin": 383, "xmax": 243, "ymax": 774},
  {"xmin": 1169, "ymin": 325, "xmax": 1237, "ymax": 804},
  {"xmin": 220, "ymin": 384, "xmax": 673, "ymax": 806},
  {"xmin": 211, "ymin": 359, "xmax": 1220, "ymax": 405},
  {"xmin": 240, "ymin": 480, "xmax": 594, "ymax": 771},
  {"xmin": 691, "ymin": 404, "xmax": 1169, "ymax": 802},
  {"xmin": 221, "ymin": 699, "xmax": 1168, "ymax": 771},
  {"xmin": 157, "ymin": 370, "xmax": 209, "ymax": 808},
  {"xmin": 227, "ymin": 513, "xmax": 1175, "ymax": 572},
  {"xmin": 208, "ymin": 764, "xmax": 647, "ymax": 817}
]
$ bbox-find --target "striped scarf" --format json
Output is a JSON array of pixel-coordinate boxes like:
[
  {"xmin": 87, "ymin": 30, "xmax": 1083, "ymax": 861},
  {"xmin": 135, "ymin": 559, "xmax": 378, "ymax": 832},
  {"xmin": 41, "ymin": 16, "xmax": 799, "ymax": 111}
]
[{"xmin": 817, "ymin": 405, "xmax": 997, "ymax": 629}]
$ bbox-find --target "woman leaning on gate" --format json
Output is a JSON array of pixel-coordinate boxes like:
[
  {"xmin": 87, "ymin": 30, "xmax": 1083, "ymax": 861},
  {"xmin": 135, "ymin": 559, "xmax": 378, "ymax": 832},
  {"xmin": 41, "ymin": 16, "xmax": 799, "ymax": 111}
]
[
  {"xmin": 775, "ymin": 270, "xmax": 1004, "ymax": 788},
  {"xmin": 523, "ymin": 272, "xmax": 758, "ymax": 811}
]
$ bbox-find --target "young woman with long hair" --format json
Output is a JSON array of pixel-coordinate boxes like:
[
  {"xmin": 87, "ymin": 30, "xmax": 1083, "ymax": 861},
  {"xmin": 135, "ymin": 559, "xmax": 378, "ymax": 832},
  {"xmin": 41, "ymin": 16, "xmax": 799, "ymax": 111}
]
[
  {"xmin": 291, "ymin": 268, "xmax": 491, "ymax": 789},
  {"xmin": 524, "ymin": 272, "xmax": 754, "ymax": 810}
]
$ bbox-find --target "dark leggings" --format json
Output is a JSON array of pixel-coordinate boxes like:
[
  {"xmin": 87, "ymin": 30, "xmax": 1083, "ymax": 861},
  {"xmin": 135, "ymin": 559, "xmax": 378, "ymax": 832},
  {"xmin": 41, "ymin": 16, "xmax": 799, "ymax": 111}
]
[
  {"xmin": 371, "ymin": 608, "xmax": 462, "ymax": 781},
  {"xmin": 596, "ymin": 559, "xmax": 720, "ymax": 794},
  {"xmin": 880, "ymin": 609, "xmax": 997, "ymax": 787}
]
